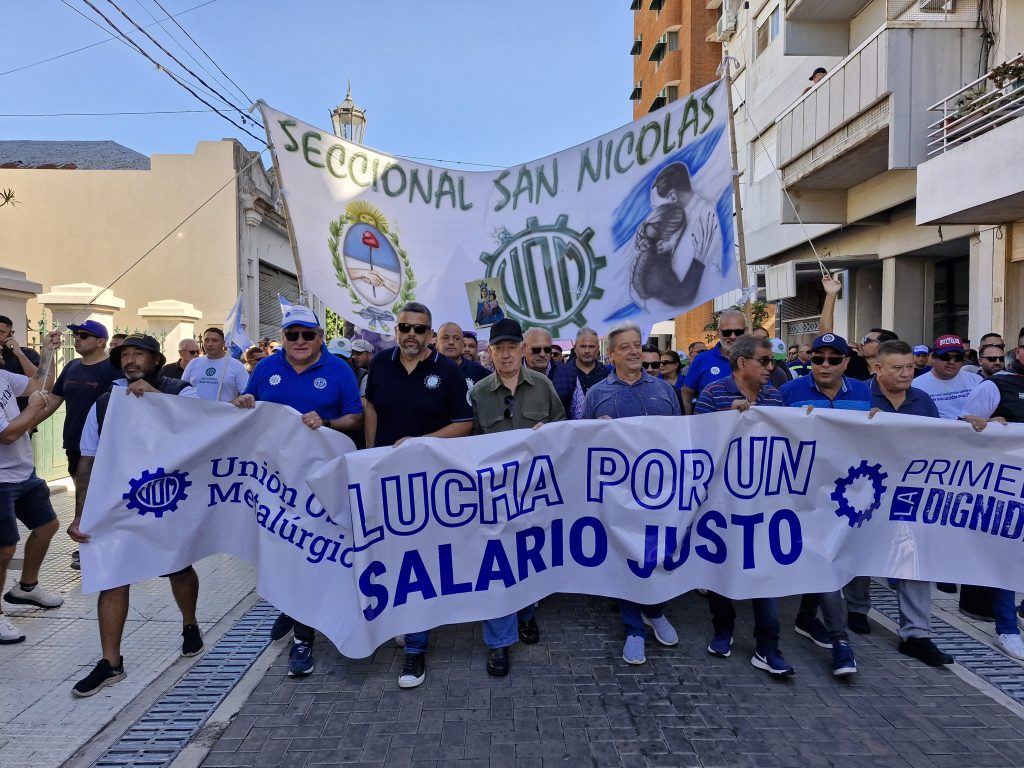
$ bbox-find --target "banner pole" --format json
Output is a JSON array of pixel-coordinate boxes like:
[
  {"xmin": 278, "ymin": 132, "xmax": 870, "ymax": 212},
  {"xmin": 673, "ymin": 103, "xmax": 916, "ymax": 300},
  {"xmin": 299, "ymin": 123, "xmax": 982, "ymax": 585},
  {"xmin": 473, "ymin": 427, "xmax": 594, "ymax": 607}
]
[{"xmin": 719, "ymin": 55, "xmax": 752, "ymax": 326}]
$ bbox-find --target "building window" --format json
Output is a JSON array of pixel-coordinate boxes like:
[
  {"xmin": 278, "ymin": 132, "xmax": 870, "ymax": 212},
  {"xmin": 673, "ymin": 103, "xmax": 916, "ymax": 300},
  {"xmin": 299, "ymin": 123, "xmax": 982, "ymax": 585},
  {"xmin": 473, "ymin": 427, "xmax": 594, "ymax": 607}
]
[
  {"xmin": 667, "ymin": 30, "xmax": 679, "ymax": 52},
  {"xmin": 755, "ymin": 5, "xmax": 781, "ymax": 58},
  {"xmin": 665, "ymin": 85, "xmax": 679, "ymax": 102},
  {"xmin": 932, "ymin": 255, "xmax": 970, "ymax": 341}
]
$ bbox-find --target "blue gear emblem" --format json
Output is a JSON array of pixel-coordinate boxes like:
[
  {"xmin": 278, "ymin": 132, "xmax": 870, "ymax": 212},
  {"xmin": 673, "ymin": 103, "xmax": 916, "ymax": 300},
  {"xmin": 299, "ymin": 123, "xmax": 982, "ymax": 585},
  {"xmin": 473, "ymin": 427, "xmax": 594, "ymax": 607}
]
[
  {"xmin": 123, "ymin": 468, "xmax": 192, "ymax": 518},
  {"xmin": 830, "ymin": 460, "xmax": 887, "ymax": 528}
]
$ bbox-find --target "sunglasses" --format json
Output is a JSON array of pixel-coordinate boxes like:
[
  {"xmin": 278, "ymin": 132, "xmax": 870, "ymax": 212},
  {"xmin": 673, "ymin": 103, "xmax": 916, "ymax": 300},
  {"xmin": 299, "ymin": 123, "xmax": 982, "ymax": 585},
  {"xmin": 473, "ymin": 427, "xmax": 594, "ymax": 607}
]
[
  {"xmin": 73, "ymin": 331, "xmax": 98, "ymax": 340},
  {"xmin": 981, "ymin": 355, "xmax": 1004, "ymax": 363},
  {"xmin": 660, "ymin": 359, "xmax": 676, "ymax": 366},
  {"xmin": 748, "ymin": 356, "xmax": 775, "ymax": 368},
  {"xmin": 934, "ymin": 353, "xmax": 964, "ymax": 363},
  {"xmin": 397, "ymin": 323, "xmax": 430, "ymax": 335},
  {"xmin": 720, "ymin": 328, "xmax": 744, "ymax": 338},
  {"xmin": 861, "ymin": 335, "xmax": 881, "ymax": 344},
  {"xmin": 504, "ymin": 394, "xmax": 514, "ymax": 419},
  {"xmin": 811, "ymin": 355, "xmax": 844, "ymax": 366},
  {"xmin": 284, "ymin": 330, "xmax": 318, "ymax": 342},
  {"xmin": 530, "ymin": 346, "xmax": 553, "ymax": 355},
  {"xmin": 641, "ymin": 361, "xmax": 662, "ymax": 370},
  {"xmin": 184, "ymin": 349, "xmax": 201, "ymax": 356}
]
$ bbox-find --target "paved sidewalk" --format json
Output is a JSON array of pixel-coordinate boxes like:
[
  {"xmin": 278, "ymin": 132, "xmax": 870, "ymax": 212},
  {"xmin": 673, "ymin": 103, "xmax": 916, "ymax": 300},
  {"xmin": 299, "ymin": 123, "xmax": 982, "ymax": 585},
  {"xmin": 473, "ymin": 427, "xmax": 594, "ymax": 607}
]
[
  {"xmin": 0, "ymin": 489, "xmax": 257, "ymax": 768},
  {"xmin": 199, "ymin": 592, "xmax": 1024, "ymax": 768}
]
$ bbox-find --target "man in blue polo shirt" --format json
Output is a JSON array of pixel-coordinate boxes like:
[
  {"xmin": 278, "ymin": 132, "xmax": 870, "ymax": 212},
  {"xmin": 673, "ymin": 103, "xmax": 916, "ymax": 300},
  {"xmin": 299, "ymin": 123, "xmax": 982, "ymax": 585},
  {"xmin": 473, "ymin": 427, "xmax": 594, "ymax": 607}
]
[
  {"xmin": 363, "ymin": 302, "xmax": 473, "ymax": 690},
  {"xmin": 682, "ymin": 308, "xmax": 746, "ymax": 413},
  {"xmin": 231, "ymin": 304, "xmax": 363, "ymax": 678}
]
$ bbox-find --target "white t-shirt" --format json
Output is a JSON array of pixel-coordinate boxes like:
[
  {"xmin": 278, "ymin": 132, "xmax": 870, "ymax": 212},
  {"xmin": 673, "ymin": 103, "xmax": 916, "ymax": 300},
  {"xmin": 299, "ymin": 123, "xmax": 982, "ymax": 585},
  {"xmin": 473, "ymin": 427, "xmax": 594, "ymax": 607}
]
[
  {"xmin": 911, "ymin": 369, "xmax": 983, "ymax": 420},
  {"xmin": 0, "ymin": 370, "xmax": 34, "ymax": 483},
  {"xmin": 182, "ymin": 355, "xmax": 249, "ymax": 402}
]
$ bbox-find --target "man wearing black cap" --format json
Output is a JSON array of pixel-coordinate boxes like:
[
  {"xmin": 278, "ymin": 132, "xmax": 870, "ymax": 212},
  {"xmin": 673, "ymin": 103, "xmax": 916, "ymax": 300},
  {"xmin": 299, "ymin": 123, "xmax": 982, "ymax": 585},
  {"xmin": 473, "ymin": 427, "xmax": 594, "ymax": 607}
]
[
  {"xmin": 803, "ymin": 66, "xmax": 828, "ymax": 94},
  {"xmin": 469, "ymin": 318, "xmax": 565, "ymax": 677},
  {"xmin": 67, "ymin": 334, "xmax": 203, "ymax": 697}
]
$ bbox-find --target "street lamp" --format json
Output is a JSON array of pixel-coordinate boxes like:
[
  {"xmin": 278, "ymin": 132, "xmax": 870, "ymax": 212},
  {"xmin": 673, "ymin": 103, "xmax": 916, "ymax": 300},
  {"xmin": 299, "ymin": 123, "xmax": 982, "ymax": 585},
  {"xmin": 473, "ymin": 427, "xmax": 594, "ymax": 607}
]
[{"xmin": 330, "ymin": 81, "xmax": 367, "ymax": 144}]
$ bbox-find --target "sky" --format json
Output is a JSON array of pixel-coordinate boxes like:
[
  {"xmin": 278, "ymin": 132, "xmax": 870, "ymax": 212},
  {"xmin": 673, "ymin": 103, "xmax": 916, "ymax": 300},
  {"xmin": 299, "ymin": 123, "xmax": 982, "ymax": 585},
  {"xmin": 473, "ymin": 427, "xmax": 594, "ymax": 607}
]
[{"xmin": 2, "ymin": 0, "xmax": 634, "ymax": 169}]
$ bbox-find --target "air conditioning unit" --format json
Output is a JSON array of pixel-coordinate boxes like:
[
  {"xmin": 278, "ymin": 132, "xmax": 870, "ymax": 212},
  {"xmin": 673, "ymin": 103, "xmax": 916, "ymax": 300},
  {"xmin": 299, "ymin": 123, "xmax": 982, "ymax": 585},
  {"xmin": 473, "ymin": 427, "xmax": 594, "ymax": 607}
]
[
  {"xmin": 716, "ymin": 12, "xmax": 737, "ymax": 42},
  {"xmin": 919, "ymin": 0, "xmax": 955, "ymax": 11}
]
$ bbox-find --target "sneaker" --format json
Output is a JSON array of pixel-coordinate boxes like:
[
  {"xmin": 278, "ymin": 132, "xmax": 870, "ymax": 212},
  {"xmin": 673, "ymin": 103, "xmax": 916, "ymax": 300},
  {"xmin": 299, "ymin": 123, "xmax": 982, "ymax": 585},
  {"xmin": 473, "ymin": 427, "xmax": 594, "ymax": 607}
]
[
  {"xmin": 622, "ymin": 635, "xmax": 646, "ymax": 665},
  {"xmin": 995, "ymin": 633, "xmax": 1024, "ymax": 660},
  {"xmin": 398, "ymin": 652, "xmax": 426, "ymax": 688},
  {"xmin": 394, "ymin": 634, "xmax": 406, "ymax": 648},
  {"xmin": 707, "ymin": 633, "xmax": 733, "ymax": 658},
  {"xmin": 898, "ymin": 637, "xmax": 954, "ymax": 667},
  {"xmin": 4, "ymin": 583, "xmax": 63, "ymax": 609},
  {"xmin": 832, "ymin": 641, "xmax": 857, "ymax": 676},
  {"xmin": 642, "ymin": 614, "xmax": 679, "ymax": 646},
  {"xmin": 0, "ymin": 614, "xmax": 26, "ymax": 644},
  {"xmin": 72, "ymin": 658, "xmax": 126, "ymax": 697},
  {"xmin": 847, "ymin": 611, "xmax": 871, "ymax": 635},
  {"xmin": 181, "ymin": 624, "xmax": 203, "ymax": 657},
  {"xmin": 288, "ymin": 641, "xmax": 315, "ymax": 676},
  {"xmin": 518, "ymin": 617, "xmax": 540, "ymax": 645},
  {"xmin": 269, "ymin": 612, "xmax": 294, "ymax": 641},
  {"xmin": 936, "ymin": 582, "xmax": 958, "ymax": 594},
  {"xmin": 959, "ymin": 608, "xmax": 995, "ymax": 622},
  {"xmin": 751, "ymin": 650, "xmax": 796, "ymax": 677},
  {"xmin": 794, "ymin": 615, "xmax": 831, "ymax": 649}
]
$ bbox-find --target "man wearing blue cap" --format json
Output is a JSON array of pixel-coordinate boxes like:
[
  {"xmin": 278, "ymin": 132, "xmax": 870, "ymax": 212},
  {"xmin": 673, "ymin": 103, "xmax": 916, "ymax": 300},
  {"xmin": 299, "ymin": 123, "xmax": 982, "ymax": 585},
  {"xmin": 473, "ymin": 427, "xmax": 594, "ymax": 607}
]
[
  {"xmin": 912, "ymin": 344, "xmax": 931, "ymax": 378},
  {"xmin": 232, "ymin": 305, "xmax": 363, "ymax": 677}
]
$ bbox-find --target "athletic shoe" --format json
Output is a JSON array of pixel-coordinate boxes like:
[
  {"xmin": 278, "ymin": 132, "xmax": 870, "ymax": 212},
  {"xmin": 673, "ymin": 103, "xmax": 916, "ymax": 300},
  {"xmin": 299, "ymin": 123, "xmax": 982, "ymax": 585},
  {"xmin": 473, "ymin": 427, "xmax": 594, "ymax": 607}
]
[
  {"xmin": 751, "ymin": 650, "xmax": 796, "ymax": 677},
  {"xmin": 288, "ymin": 642, "xmax": 315, "ymax": 677},
  {"xmin": 394, "ymin": 634, "xmax": 406, "ymax": 648},
  {"xmin": 832, "ymin": 641, "xmax": 857, "ymax": 677},
  {"xmin": 995, "ymin": 633, "xmax": 1024, "ymax": 660},
  {"xmin": 959, "ymin": 608, "xmax": 995, "ymax": 622},
  {"xmin": 0, "ymin": 614, "xmax": 26, "ymax": 644},
  {"xmin": 707, "ymin": 634, "xmax": 733, "ymax": 658},
  {"xmin": 72, "ymin": 658, "xmax": 126, "ymax": 697},
  {"xmin": 622, "ymin": 635, "xmax": 646, "ymax": 665},
  {"xmin": 398, "ymin": 652, "xmax": 426, "ymax": 688},
  {"xmin": 518, "ymin": 617, "xmax": 540, "ymax": 645},
  {"xmin": 4, "ymin": 583, "xmax": 63, "ymax": 609},
  {"xmin": 936, "ymin": 582, "xmax": 958, "ymax": 594},
  {"xmin": 642, "ymin": 615, "xmax": 679, "ymax": 646},
  {"xmin": 847, "ymin": 611, "xmax": 871, "ymax": 634},
  {"xmin": 181, "ymin": 624, "xmax": 203, "ymax": 657},
  {"xmin": 794, "ymin": 615, "xmax": 831, "ymax": 649},
  {"xmin": 898, "ymin": 637, "xmax": 954, "ymax": 667},
  {"xmin": 269, "ymin": 613, "xmax": 294, "ymax": 641}
]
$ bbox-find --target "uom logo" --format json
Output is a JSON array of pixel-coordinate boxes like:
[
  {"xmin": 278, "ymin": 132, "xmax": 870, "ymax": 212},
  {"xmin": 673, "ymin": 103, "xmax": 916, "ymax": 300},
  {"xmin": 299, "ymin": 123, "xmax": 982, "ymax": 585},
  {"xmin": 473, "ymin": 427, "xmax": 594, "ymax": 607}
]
[{"xmin": 123, "ymin": 468, "xmax": 192, "ymax": 518}]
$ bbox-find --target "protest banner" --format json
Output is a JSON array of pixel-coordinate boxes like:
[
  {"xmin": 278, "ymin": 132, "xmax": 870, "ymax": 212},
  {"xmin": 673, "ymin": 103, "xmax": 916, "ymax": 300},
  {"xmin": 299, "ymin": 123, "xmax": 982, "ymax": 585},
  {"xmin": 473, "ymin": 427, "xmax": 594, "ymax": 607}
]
[
  {"xmin": 82, "ymin": 392, "xmax": 1024, "ymax": 659},
  {"xmin": 258, "ymin": 80, "xmax": 737, "ymax": 338}
]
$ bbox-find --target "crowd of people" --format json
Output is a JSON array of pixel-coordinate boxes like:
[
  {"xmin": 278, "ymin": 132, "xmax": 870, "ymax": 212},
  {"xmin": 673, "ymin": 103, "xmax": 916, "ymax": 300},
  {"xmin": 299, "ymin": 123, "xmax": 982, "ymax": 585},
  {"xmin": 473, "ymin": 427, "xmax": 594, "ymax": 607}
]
[{"xmin": 1, "ymin": 280, "xmax": 1023, "ymax": 697}]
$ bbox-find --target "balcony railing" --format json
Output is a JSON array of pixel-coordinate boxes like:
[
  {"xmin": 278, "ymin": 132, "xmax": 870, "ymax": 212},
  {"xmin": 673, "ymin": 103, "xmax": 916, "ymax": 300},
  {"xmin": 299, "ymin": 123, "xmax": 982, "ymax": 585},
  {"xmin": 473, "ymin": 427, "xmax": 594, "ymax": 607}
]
[
  {"xmin": 926, "ymin": 54, "xmax": 1024, "ymax": 156},
  {"xmin": 786, "ymin": 0, "xmax": 978, "ymax": 23}
]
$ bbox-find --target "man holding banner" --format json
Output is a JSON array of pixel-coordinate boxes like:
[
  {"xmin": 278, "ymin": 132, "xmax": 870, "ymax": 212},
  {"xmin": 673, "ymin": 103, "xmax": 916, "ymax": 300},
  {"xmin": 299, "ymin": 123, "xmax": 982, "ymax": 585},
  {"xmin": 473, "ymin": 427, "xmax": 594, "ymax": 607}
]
[{"xmin": 182, "ymin": 328, "xmax": 249, "ymax": 402}]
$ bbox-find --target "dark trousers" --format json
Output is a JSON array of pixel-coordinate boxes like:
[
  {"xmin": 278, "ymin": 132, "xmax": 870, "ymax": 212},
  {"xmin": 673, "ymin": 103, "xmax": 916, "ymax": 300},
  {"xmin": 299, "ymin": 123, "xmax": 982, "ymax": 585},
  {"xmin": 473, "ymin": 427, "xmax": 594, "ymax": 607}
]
[{"xmin": 707, "ymin": 592, "xmax": 780, "ymax": 654}]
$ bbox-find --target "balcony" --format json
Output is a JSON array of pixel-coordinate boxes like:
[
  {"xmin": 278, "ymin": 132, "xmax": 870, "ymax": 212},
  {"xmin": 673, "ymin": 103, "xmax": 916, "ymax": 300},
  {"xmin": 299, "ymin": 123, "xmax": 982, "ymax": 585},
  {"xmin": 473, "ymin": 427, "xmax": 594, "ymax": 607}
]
[{"xmin": 785, "ymin": 0, "xmax": 870, "ymax": 22}]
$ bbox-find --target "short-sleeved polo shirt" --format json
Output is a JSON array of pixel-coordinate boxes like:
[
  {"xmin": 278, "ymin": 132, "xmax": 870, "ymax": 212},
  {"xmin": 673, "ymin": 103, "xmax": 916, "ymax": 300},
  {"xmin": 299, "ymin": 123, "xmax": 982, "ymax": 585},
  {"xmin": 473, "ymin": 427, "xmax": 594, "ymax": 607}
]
[
  {"xmin": 244, "ymin": 346, "xmax": 362, "ymax": 421},
  {"xmin": 365, "ymin": 349, "xmax": 472, "ymax": 447},
  {"xmin": 683, "ymin": 343, "xmax": 731, "ymax": 394},
  {"xmin": 780, "ymin": 374, "xmax": 871, "ymax": 411},
  {"xmin": 582, "ymin": 370, "xmax": 681, "ymax": 419},
  {"xmin": 869, "ymin": 379, "xmax": 939, "ymax": 418},
  {"xmin": 694, "ymin": 375, "xmax": 783, "ymax": 414}
]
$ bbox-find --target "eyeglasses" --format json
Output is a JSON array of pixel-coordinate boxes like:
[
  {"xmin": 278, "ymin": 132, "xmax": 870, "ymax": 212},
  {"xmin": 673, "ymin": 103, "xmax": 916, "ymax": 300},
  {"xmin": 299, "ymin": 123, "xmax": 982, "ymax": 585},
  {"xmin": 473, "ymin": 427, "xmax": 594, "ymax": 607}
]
[
  {"xmin": 720, "ymin": 328, "xmax": 744, "ymax": 338},
  {"xmin": 503, "ymin": 394, "xmax": 514, "ymax": 419},
  {"xmin": 641, "ymin": 361, "xmax": 662, "ymax": 370},
  {"xmin": 980, "ymin": 356, "xmax": 1004, "ymax": 363},
  {"xmin": 810, "ymin": 354, "xmax": 844, "ymax": 366},
  {"xmin": 934, "ymin": 352, "xmax": 964, "ymax": 363},
  {"xmin": 530, "ymin": 346, "xmax": 553, "ymax": 355},
  {"xmin": 73, "ymin": 331, "xmax": 97, "ymax": 340},
  {"xmin": 396, "ymin": 322, "xmax": 430, "ymax": 335},
  {"xmin": 284, "ymin": 330, "xmax": 318, "ymax": 342},
  {"xmin": 748, "ymin": 356, "xmax": 775, "ymax": 368}
]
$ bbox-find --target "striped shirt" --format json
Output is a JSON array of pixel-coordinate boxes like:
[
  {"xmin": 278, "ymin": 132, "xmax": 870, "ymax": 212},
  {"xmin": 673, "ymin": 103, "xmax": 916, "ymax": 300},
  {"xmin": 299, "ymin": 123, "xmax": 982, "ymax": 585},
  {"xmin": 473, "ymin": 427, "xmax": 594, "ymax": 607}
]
[{"xmin": 694, "ymin": 375, "xmax": 783, "ymax": 414}]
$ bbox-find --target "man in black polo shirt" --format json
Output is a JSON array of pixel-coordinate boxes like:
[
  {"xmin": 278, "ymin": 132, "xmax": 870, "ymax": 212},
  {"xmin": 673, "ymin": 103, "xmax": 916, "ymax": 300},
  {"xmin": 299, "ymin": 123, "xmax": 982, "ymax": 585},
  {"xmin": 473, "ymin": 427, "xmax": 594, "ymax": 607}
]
[
  {"xmin": 364, "ymin": 302, "xmax": 473, "ymax": 689},
  {"xmin": 436, "ymin": 321, "xmax": 490, "ymax": 394},
  {"xmin": 570, "ymin": 327, "xmax": 610, "ymax": 410}
]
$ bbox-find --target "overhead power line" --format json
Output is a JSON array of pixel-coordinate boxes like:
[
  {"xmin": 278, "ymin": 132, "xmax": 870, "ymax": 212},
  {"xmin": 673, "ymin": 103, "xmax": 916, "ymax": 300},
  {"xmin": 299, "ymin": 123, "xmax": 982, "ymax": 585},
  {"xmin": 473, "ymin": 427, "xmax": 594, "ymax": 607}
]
[{"xmin": 0, "ymin": 108, "xmax": 238, "ymax": 116}]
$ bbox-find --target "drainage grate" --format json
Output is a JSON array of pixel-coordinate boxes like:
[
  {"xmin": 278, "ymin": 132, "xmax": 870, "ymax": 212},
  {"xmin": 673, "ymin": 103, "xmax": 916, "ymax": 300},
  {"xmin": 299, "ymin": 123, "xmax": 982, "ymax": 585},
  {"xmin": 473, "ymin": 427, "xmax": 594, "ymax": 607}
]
[
  {"xmin": 91, "ymin": 600, "xmax": 278, "ymax": 768},
  {"xmin": 870, "ymin": 582, "xmax": 1024, "ymax": 704}
]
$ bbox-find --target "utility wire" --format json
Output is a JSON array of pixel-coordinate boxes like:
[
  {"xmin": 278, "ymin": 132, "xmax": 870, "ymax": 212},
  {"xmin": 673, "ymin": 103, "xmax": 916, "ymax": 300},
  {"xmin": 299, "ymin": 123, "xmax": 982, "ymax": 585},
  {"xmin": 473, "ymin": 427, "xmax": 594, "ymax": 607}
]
[{"xmin": 1, "ymin": 109, "xmax": 239, "ymax": 116}]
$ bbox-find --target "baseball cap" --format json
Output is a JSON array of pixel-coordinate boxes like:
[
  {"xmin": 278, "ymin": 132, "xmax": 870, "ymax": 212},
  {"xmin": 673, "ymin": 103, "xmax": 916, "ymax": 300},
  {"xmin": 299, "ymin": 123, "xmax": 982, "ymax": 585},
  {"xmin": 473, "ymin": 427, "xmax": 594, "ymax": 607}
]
[
  {"xmin": 67, "ymin": 320, "xmax": 109, "ymax": 339},
  {"xmin": 810, "ymin": 333, "xmax": 850, "ymax": 356},
  {"xmin": 281, "ymin": 305, "xmax": 320, "ymax": 329},
  {"xmin": 809, "ymin": 67, "xmax": 827, "ymax": 81},
  {"xmin": 327, "ymin": 337, "xmax": 352, "ymax": 358},
  {"xmin": 933, "ymin": 334, "xmax": 965, "ymax": 354},
  {"xmin": 913, "ymin": 344, "xmax": 930, "ymax": 355},
  {"xmin": 489, "ymin": 318, "xmax": 524, "ymax": 344},
  {"xmin": 110, "ymin": 333, "xmax": 165, "ymax": 372},
  {"xmin": 462, "ymin": 330, "xmax": 478, "ymax": 340},
  {"xmin": 769, "ymin": 338, "xmax": 787, "ymax": 361},
  {"xmin": 350, "ymin": 339, "xmax": 374, "ymax": 353}
]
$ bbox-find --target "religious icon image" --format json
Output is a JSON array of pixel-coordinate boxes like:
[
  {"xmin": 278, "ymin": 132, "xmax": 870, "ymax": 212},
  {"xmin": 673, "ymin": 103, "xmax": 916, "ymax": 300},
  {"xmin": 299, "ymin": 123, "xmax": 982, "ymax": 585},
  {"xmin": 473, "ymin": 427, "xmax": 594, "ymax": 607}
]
[{"xmin": 466, "ymin": 277, "xmax": 507, "ymax": 329}]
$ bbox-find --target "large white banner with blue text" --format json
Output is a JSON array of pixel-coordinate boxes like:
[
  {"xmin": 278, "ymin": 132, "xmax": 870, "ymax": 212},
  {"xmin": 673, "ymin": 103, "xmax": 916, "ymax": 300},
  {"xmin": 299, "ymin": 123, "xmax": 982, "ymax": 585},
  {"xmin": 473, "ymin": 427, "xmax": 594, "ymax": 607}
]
[
  {"xmin": 82, "ymin": 393, "xmax": 1024, "ymax": 659},
  {"xmin": 259, "ymin": 80, "xmax": 737, "ymax": 338}
]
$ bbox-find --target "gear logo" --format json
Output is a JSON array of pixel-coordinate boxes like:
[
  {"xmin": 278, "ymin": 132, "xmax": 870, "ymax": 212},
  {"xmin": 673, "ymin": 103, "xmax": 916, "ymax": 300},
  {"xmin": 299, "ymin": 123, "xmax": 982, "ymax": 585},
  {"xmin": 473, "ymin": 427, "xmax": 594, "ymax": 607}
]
[
  {"xmin": 123, "ymin": 468, "xmax": 191, "ymax": 518},
  {"xmin": 313, "ymin": 377, "xmax": 327, "ymax": 390},
  {"xmin": 831, "ymin": 460, "xmax": 888, "ymax": 528},
  {"xmin": 205, "ymin": 366, "xmax": 216, "ymax": 376},
  {"xmin": 269, "ymin": 374, "xmax": 282, "ymax": 386},
  {"xmin": 424, "ymin": 374, "xmax": 441, "ymax": 390},
  {"xmin": 480, "ymin": 215, "xmax": 606, "ymax": 335}
]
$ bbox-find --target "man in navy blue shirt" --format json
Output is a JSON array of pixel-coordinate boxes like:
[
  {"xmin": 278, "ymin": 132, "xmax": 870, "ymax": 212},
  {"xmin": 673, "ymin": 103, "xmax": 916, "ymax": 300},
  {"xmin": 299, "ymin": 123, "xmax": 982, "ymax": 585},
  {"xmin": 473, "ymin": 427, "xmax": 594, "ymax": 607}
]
[
  {"xmin": 232, "ymin": 305, "xmax": 363, "ymax": 678},
  {"xmin": 524, "ymin": 327, "xmax": 580, "ymax": 417},
  {"xmin": 363, "ymin": 303, "xmax": 473, "ymax": 690},
  {"xmin": 682, "ymin": 308, "xmax": 746, "ymax": 414},
  {"xmin": 436, "ymin": 321, "xmax": 490, "ymax": 394}
]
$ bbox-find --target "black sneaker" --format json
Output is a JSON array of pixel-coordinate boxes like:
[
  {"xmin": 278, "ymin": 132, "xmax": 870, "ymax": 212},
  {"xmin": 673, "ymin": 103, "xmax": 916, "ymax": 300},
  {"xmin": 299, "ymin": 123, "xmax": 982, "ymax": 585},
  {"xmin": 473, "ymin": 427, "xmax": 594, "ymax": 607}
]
[
  {"xmin": 398, "ymin": 652, "xmax": 426, "ymax": 689},
  {"xmin": 847, "ymin": 611, "xmax": 871, "ymax": 635},
  {"xmin": 898, "ymin": 637, "xmax": 954, "ymax": 667},
  {"xmin": 181, "ymin": 624, "xmax": 203, "ymax": 657},
  {"xmin": 936, "ymin": 582, "xmax": 958, "ymax": 594},
  {"xmin": 72, "ymin": 658, "xmax": 126, "ymax": 698},
  {"xmin": 269, "ymin": 613, "xmax": 295, "ymax": 641},
  {"xmin": 71, "ymin": 550, "xmax": 81, "ymax": 571},
  {"xmin": 518, "ymin": 617, "xmax": 540, "ymax": 645}
]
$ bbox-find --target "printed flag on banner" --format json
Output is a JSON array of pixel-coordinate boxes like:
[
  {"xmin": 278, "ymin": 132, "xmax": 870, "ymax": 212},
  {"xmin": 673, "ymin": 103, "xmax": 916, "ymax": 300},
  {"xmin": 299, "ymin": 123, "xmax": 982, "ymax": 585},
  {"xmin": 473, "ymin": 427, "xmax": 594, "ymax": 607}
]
[
  {"xmin": 224, "ymin": 293, "xmax": 254, "ymax": 359},
  {"xmin": 258, "ymin": 80, "xmax": 738, "ymax": 337}
]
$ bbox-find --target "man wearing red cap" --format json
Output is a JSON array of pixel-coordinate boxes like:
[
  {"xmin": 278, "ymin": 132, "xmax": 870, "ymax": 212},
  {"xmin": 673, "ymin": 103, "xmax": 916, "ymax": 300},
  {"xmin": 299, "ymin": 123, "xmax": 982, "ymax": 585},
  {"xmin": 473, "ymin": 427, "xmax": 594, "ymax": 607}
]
[{"xmin": 911, "ymin": 335, "xmax": 982, "ymax": 420}]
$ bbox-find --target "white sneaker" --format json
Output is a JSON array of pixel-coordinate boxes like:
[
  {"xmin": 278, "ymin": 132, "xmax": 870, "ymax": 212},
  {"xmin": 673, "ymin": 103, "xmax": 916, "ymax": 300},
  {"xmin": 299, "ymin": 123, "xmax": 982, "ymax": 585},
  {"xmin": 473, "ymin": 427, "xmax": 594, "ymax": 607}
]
[
  {"xmin": 642, "ymin": 614, "xmax": 679, "ymax": 646},
  {"xmin": 4, "ymin": 583, "xmax": 63, "ymax": 609},
  {"xmin": 0, "ymin": 614, "xmax": 25, "ymax": 644},
  {"xmin": 995, "ymin": 633, "xmax": 1024, "ymax": 660}
]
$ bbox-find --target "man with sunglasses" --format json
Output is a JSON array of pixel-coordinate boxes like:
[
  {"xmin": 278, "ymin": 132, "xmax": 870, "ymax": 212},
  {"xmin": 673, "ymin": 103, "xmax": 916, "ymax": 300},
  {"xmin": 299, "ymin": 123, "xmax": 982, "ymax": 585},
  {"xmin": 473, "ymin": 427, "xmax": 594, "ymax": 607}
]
[
  {"xmin": 682, "ymin": 308, "xmax": 746, "ymax": 414},
  {"xmin": 911, "ymin": 335, "xmax": 982, "ymax": 421},
  {"xmin": 977, "ymin": 343, "xmax": 1006, "ymax": 378},
  {"xmin": 583, "ymin": 321, "xmax": 681, "ymax": 666},
  {"xmin": 161, "ymin": 339, "xmax": 201, "ymax": 380},
  {"xmin": 523, "ymin": 327, "xmax": 578, "ymax": 417},
  {"xmin": 233, "ymin": 305, "xmax": 363, "ymax": 678},
  {"xmin": 363, "ymin": 302, "xmax": 473, "ymax": 689},
  {"xmin": 818, "ymin": 273, "xmax": 900, "ymax": 382}
]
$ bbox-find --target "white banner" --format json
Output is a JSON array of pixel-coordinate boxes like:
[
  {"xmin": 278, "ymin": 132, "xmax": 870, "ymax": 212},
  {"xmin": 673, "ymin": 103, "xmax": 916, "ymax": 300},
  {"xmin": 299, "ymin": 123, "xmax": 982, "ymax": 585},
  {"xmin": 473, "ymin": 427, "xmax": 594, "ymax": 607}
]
[
  {"xmin": 83, "ymin": 393, "xmax": 1024, "ymax": 659},
  {"xmin": 259, "ymin": 80, "xmax": 737, "ymax": 338}
]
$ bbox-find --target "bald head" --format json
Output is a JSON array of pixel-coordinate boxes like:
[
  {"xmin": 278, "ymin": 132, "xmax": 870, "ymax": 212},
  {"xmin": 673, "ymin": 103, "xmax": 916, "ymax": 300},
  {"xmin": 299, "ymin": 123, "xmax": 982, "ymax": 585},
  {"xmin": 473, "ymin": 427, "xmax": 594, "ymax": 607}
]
[
  {"xmin": 436, "ymin": 321, "xmax": 465, "ymax": 362},
  {"xmin": 523, "ymin": 327, "xmax": 554, "ymax": 372}
]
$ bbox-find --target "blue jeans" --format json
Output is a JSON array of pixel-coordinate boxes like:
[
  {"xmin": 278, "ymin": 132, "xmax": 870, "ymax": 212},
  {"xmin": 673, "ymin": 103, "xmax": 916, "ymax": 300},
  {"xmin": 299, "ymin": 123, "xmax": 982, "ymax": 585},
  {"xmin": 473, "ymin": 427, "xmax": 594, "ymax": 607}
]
[
  {"xmin": 707, "ymin": 592, "xmax": 780, "ymax": 654},
  {"xmin": 620, "ymin": 601, "xmax": 666, "ymax": 639},
  {"xmin": 993, "ymin": 589, "xmax": 1020, "ymax": 636},
  {"xmin": 408, "ymin": 606, "xmax": 538, "ymax": 654}
]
